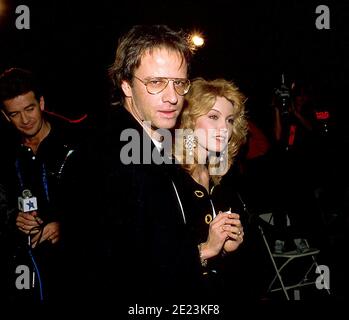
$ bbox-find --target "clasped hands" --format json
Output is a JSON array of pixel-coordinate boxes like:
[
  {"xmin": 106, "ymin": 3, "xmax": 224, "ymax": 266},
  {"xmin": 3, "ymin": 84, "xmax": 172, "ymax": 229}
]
[{"xmin": 201, "ymin": 211, "xmax": 244, "ymax": 260}]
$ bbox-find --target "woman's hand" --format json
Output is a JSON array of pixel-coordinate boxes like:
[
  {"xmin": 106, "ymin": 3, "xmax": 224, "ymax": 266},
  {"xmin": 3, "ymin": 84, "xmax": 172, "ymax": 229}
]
[
  {"xmin": 222, "ymin": 214, "xmax": 244, "ymax": 253},
  {"xmin": 201, "ymin": 211, "xmax": 242, "ymax": 260}
]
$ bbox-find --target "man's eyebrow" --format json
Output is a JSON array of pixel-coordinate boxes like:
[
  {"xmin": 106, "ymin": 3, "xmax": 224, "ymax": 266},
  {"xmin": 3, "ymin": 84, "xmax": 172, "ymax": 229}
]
[
  {"xmin": 24, "ymin": 103, "xmax": 36, "ymax": 109},
  {"xmin": 7, "ymin": 103, "xmax": 36, "ymax": 115}
]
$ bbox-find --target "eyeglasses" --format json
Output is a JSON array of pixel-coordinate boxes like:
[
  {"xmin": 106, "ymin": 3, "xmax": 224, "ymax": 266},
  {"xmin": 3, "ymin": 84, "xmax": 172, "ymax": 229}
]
[{"xmin": 134, "ymin": 76, "xmax": 191, "ymax": 96}]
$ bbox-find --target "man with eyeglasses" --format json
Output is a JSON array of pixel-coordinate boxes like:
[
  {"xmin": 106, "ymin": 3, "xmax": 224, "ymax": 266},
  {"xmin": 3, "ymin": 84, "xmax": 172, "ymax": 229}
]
[{"xmin": 69, "ymin": 25, "xmax": 203, "ymax": 306}]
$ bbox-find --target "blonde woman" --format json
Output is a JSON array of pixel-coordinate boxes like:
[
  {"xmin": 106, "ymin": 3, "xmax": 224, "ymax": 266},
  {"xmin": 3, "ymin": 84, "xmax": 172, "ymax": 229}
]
[{"xmin": 173, "ymin": 77, "xmax": 248, "ymax": 293}]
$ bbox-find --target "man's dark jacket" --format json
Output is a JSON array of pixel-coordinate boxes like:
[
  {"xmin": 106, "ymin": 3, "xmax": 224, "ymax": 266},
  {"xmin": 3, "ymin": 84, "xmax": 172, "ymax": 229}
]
[{"xmin": 65, "ymin": 106, "xmax": 202, "ymax": 305}]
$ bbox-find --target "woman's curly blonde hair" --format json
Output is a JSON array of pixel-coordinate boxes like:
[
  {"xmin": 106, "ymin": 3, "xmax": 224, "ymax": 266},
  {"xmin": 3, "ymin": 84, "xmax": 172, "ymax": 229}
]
[{"xmin": 175, "ymin": 77, "xmax": 248, "ymax": 186}]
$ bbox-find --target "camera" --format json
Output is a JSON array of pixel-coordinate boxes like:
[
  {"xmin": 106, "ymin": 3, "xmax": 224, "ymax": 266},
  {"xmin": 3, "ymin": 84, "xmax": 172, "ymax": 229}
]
[{"xmin": 274, "ymin": 74, "xmax": 291, "ymax": 116}]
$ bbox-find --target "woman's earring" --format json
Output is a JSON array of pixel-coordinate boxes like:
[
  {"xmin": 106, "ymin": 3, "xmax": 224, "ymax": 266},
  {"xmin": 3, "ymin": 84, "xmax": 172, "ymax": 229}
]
[
  {"xmin": 184, "ymin": 134, "xmax": 197, "ymax": 156},
  {"xmin": 220, "ymin": 149, "xmax": 226, "ymax": 162}
]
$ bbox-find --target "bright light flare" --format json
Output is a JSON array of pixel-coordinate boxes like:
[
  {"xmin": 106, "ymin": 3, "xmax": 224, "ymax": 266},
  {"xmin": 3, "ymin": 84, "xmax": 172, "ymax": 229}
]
[{"xmin": 191, "ymin": 34, "xmax": 205, "ymax": 47}]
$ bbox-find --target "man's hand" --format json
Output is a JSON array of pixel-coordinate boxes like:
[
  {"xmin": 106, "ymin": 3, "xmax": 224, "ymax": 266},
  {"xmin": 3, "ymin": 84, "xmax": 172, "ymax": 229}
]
[
  {"xmin": 16, "ymin": 211, "xmax": 43, "ymax": 234},
  {"xmin": 31, "ymin": 222, "xmax": 60, "ymax": 248}
]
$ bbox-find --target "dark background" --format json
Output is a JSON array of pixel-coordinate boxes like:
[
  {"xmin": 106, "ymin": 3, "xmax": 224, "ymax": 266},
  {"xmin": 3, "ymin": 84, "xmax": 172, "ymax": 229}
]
[
  {"xmin": 1, "ymin": 0, "xmax": 348, "ymax": 134},
  {"xmin": 1, "ymin": 0, "xmax": 348, "ymax": 301}
]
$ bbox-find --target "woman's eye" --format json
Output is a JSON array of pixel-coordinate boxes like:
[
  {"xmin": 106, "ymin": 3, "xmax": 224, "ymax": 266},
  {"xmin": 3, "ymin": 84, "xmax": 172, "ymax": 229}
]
[{"xmin": 209, "ymin": 114, "xmax": 218, "ymax": 120}]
